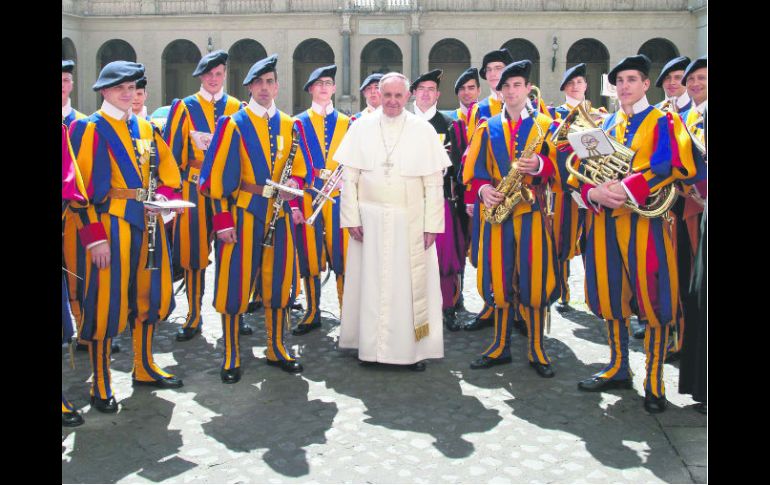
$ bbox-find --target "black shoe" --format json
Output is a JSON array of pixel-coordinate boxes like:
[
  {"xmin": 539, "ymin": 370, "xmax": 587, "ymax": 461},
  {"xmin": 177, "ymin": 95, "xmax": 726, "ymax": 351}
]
[
  {"xmin": 443, "ymin": 308, "xmax": 461, "ymax": 332},
  {"xmin": 665, "ymin": 351, "xmax": 680, "ymax": 363},
  {"xmin": 470, "ymin": 355, "xmax": 512, "ymax": 369},
  {"xmin": 512, "ymin": 319, "xmax": 528, "ymax": 336},
  {"xmin": 577, "ymin": 375, "xmax": 633, "ymax": 392},
  {"xmin": 291, "ymin": 301, "xmax": 304, "ymax": 311},
  {"xmin": 530, "ymin": 362, "xmax": 555, "ymax": 378},
  {"xmin": 644, "ymin": 393, "xmax": 667, "ymax": 414},
  {"xmin": 292, "ymin": 320, "xmax": 321, "ymax": 336},
  {"xmin": 62, "ymin": 411, "xmax": 84, "ymax": 427},
  {"xmin": 220, "ymin": 367, "xmax": 241, "ymax": 384},
  {"xmin": 453, "ymin": 298, "xmax": 466, "ymax": 313},
  {"xmin": 407, "ymin": 361, "xmax": 426, "ymax": 372},
  {"xmin": 132, "ymin": 375, "xmax": 184, "ymax": 389},
  {"xmin": 90, "ymin": 395, "xmax": 118, "ymax": 413},
  {"xmin": 266, "ymin": 359, "xmax": 304, "ymax": 374},
  {"xmin": 246, "ymin": 301, "xmax": 264, "ymax": 313},
  {"xmin": 76, "ymin": 341, "xmax": 121, "ymax": 353},
  {"xmin": 176, "ymin": 326, "xmax": 200, "ymax": 342},
  {"xmin": 555, "ymin": 303, "xmax": 573, "ymax": 313},
  {"xmin": 358, "ymin": 359, "xmax": 377, "ymax": 367},
  {"xmin": 239, "ymin": 322, "xmax": 253, "ymax": 335},
  {"xmin": 632, "ymin": 320, "xmax": 647, "ymax": 339},
  {"xmin": 464, "ymin": 315, "xmax": 494, "ymax": 331}
]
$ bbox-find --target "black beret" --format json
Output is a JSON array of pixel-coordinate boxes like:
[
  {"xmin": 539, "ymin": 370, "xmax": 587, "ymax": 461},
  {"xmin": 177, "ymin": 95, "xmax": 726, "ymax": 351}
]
[
  {"xmin": 608, "ymin": 54, "xmax": 651, "ymax": 85},
  {"xmin": 62, "ymin": 60, "xmax": 75, "ymax": 74},
  {"xmin": 243, "ymin": 54, "xmax": 278, "ymax": 86},
  {"xmin": 682, "ymin": 56, "xmax": 707, "ymax": 86},
  {"xmin": 655, "ymin": 56, "xmax": 691, "ymax": 87},
  {"xmin": 92, "ymin": 61, "xmax": 145, "ymax": 91},
  {"xmin": 135, "ymin": 76, "xmax": 147, "ymax": 90},
  {"xmin": 560, "ymin": 63, "xmax": 586, "ymax": 91},
  {"xmin": 359, "ymin": 73, "xmax": 384, "ymax": 92},
  {"xmin": 480, "ymin": 49, "xmax": 513, "ymax": 80},
  {"xmin": 409, "ymin": 69, "xmax": 442, "ymax": 93},
  {"xmin": 495, "ymin": 60, "xmax": 532, "ymax": 91},
  {"xmin": 192, "ymin": 50, "xmax": 228, "ymax": 77},
  {"xmin": 454, "ymin": 67, "xmax": 480, "ymax": 94},
  {"xmin": 304, "ymin": 64, "xmax": 337, "ymax": 92}
]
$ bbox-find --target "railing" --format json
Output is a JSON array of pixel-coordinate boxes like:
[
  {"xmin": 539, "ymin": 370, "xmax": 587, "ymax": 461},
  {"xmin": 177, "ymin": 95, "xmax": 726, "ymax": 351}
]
[{"xmin": 62, "ymin": 0, "xmax": 696, "ymax": 16}]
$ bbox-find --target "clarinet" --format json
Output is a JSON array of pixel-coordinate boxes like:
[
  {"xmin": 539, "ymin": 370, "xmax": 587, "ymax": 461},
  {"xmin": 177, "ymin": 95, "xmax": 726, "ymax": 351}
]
[
  {"xmin": 144, "ymin": 134, "xmax": 160, "ymax": 270},
  {"xmin": 263, "ymin": 124, "xmax": 301, "ymax": 247}
]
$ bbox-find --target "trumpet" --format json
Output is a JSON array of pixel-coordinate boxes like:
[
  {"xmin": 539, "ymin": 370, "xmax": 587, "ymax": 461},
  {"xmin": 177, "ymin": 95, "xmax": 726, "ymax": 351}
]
[
  {"xmin": 305, "ymin": 165, "xmax": 344, "ymax": 226},
  {"xmin": 562, "ymin": 103, "xmax": 677, "ymax": 218}
]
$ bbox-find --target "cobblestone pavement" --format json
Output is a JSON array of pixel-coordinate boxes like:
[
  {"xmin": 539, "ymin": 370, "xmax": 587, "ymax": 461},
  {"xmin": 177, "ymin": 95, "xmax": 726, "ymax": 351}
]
[{"xmin": 62, "ymin": 259, "xmax": 706, "ymax": 483}]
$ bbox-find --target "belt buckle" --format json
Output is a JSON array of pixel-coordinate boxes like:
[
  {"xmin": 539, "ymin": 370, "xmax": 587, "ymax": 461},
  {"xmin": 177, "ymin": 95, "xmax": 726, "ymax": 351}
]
[
  {"xmin": 190, "ymin": 173, "xmax": 199, "ymax": 184},
  {"xmin": 135, "ymin": 188, "xmax": 148, "ymax": 202},
  {"xmin": 319, "ymin": 169, "xmax": 332, "ymax": 180},
  {"xmin": 262, "ymin": 185, "xmax": 275, "ymax": 199}
]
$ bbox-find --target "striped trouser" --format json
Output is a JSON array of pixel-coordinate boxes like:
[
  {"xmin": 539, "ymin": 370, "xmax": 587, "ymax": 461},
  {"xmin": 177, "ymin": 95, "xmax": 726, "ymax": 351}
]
[
  {"xmin": 62, "ymin": 392, "xmax": 78, "ymax": 414},
  {"xmin": 551, "ymin": 192, "xmax": 583, "ymax": 305},
  {"xmin": 595, "ymin": 318, "xmax": 670, "ymax": 398},
  {"xmin": 212, "ymin": 207, "xmax": 298, "ymax": 365}
]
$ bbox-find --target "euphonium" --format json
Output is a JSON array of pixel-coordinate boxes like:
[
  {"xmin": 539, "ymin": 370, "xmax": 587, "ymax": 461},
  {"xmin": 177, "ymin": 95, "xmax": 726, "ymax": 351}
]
[
  {"xmin": 305, "ymin": 164, "xmax": 344, "ymax": 226},
  {"xmin": 563, "ymin": 103, "xmax": 676, "ymax": 218},
  {"xmin": 482, "ymin": 106, "xmax": 545, "ymax": 224}
]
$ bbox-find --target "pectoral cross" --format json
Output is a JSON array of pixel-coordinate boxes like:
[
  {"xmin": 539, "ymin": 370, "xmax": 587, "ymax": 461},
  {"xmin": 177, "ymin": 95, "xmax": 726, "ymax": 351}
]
[{"xmin": 382, "ymin": 157, "xmax": 394, "ymax": 176}]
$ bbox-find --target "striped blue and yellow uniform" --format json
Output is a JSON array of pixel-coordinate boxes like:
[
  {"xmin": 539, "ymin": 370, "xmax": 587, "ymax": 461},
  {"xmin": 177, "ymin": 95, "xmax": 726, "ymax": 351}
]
[
  {"xmin": 163, "ymin": 93, "xmax": 242, "ymax": 332},
  {"xmin": 567, "ymin": 103, "xmax": 700, "ymax": 398},
  {"xmin": 69, "ymin": 110, "xmax": 182, "ymax": 400},
  {"xmin": 199, "ymin": 107, "xmax": 310, "ymax": 369},
  {"xmin": 62, "ymin": 123, "xmax": 88, "ymax": 416},
  {"xmin": 293, "ymin": 108, "xmax": 350, "ymax": 324},
  {"xmin": 463, "ymin": 109, "xmax": 560, "ymax": 364},
  {"xmin": 63, "ymin": 108, "xmax": 89, "ymax": 329}
]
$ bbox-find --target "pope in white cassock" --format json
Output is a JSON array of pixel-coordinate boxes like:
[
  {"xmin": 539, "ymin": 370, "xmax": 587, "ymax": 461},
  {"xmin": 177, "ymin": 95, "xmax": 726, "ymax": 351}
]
[{"xmin": 334, "ymin": 72, "xmax": 452, "ymax": 370}]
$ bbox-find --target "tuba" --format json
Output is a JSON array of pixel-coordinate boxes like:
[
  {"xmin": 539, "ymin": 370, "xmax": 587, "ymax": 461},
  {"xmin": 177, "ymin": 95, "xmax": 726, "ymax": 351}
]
[
  {"xmin": 562, "ymin": 102, "xmax": 677, "ymax": 218},
  {"xmin": 482, "ymin": 105, "xmax": 545, "ymax": 224}
]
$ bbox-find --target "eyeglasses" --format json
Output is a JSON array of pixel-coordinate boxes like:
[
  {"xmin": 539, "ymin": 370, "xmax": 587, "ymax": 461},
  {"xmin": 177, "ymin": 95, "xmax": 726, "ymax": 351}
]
[{"xmin": 314, "ymin": 80, "xmax": 335, "ymax": 87}]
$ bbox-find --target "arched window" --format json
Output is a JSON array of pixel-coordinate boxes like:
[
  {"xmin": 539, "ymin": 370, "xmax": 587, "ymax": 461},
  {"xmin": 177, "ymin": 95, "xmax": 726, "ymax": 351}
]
[
  {"xmin": 162, "ymin": 40, "xmax": 202, "ymax": 105},
  {"xmin": 360, "ymin": 39, "xmax": 403, "ymax": 110},
  {"xmin": 566, "ymin": 38, "xmax": 610, "ymax": 109},
  {"xmin": 228, "ymin": 39, "xmax": 268, "ymax": 101},
  {"xmin": 501, "ymin": 38, "xmax": 541, "ymax": 87},
  {"xmin": 638, "ymin": 38, "xmax": 680, "ymax": 104},
  {"xmin": 428, "ymin": 39, "xmax": 471, "ymax": 111},
  {"xmin": 293, "ymin": 39, "xmax": 335, "ymax": 115},
  {"xmin": 62, "ymin": 38, "xmax": 79, "ymax": 107}
]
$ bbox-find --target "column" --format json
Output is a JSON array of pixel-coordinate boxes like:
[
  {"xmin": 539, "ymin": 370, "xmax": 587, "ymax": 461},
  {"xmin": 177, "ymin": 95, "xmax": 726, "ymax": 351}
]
[{"xmin": 338, "ymin": 13, "xmax": 355, "ymax": 115}]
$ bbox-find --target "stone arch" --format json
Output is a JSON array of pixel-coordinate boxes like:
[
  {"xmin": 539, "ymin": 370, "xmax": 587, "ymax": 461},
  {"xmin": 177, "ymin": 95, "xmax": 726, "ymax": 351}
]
[
  {"xmin": 501, "ymin": 38, "xmax": 541, "ymax": 87},
  {"xmin": 639, "ymin": 38, "xmax": 680, "ymax": 104},
  {"xmin": 162, "ymin": 39, "xmax": 202, "ymax": 105},
  {"xmin": 428, "ymin": 38, "xmax": 471, "ymax": 110},
  {"xmin": 566, "ymin": 38, "xmax": 610, "ymax": 108},
  {"xmin": 228, "ymin": 39, "xmax": 268, "ymax": 100},
  {"xmin": 360, "ymin": 38, "xmax": 403, "ymax": 110},
  {"xmin": 293, "ymin": 38, "xmax": 336, "ymax": 114}
]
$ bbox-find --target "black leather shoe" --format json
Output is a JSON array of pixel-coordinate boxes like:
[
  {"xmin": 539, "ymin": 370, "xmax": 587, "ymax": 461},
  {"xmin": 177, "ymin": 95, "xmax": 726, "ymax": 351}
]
[
  {"xmin": 665, "ymin": 351, "xmax": 680, "ymax": 363},
  {"xmin": 358, "ymin": 359, "xmax": 377, "ymax": 367},
  {"xmin": 292, "ymin": 320, "xmax": 321, "ymax": 336},
  {"xmin": 90, "ymin": 395, "xmax": 118, "ymax": 413},
  {"xmin": 132, "ymin": 376, "xmax": 184, "ymax": 389},
  {"xmin": 62, "ymin": 411, "xmax": 84, "ymax": 427},
  {"xmin": 644, "ymin": 393, "xmax": 667, "ymax": 414},
  {"xmin": 512, "ymin": 319, "xmax": 528, "ymax": 336},
  {"xmin": 577, "ymin": 375, "xmax": 633, "ymax": 392},
  {"xmin": 407, "ymin": 361, "xmax": 426, "ymax": 372},
  {"xmin": 555, "ymin": 303, "xmax": 573, "ymax": 313},
  {"xmin": 443, "ymin": 308, "xmax": 461, "ymax": 332},
  {"xmin": 176, "ymin": 326, "xmax": 200, "ymax": 342},
  {"xmin": 464, "ymin": 315, "xmax": 494, "ymax": 331},
  {"xmin": 246, "ymin": 300, "xmax": 264, "ymax": 313},
  {"xmin": 453, "ymin": 298, "xmax": 466, "ymax": 313},
  {"xmin": 76, "ymin": 341, "xmax": 121, "ymax": 353},
  {"xmin": 470, "ymin": 355, "xmax": 512, "ymax": 369},
  {"xmin": 239, "ymin": 322, "xmax": 253, "ymax": 335},
  {"xmin": 632, "ymin": 320, "xmax": 647, "ymax": 339},
  {"xmin": 220, "ymin": 367, "xmax": 241, "ymax": 384},
  {"xmin": 291, "ymin": 301, "xmax": 304, "ymax": 311},
  {"xmin": 266, "ymin": 359, "xmax": 304, "ymax": 374},
  {"xmin": 530, "ymin": 362, "xmax": 555, "ymax": 378}
]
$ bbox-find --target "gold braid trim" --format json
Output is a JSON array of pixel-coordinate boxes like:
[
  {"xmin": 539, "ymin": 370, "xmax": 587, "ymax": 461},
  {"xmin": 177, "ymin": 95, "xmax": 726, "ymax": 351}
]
[{"xmin": 414, "ymin": 322, "xmax": 430, "ymax": 341}]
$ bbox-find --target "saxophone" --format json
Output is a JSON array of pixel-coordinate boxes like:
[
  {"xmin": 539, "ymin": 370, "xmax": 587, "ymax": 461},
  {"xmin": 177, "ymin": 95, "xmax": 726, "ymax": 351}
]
[
  {"xmin": 482, "ymin": 106, "xmax": 547, "ymax": 224},
  {"xmin": 262, "ymin": 123, "xmax": 301, "ymax": 247}
]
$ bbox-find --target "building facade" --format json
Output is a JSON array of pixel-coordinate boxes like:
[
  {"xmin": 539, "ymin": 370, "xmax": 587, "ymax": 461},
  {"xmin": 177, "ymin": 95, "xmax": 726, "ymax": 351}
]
[{"xmin": 62, "ymin": 0, "xmax": 708, "ymax": 116}]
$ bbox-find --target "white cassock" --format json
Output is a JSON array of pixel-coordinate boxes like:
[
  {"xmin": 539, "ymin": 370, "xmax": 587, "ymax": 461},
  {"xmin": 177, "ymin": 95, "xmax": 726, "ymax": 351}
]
[{"xmin": 334, "ymin": 108, "xmax": 451, "ymax": 364}]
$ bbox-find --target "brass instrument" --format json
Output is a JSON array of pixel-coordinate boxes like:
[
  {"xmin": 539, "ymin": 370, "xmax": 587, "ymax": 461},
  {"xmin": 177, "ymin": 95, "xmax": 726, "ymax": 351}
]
[
  {"xmin": 263, "ymin": 124, "xmax": 301, "ymax": 247},
  {"xmin": 659, "ymin": 97, "xmax": 679, "ymax": 114},
  {"xmin": 528, "ymin": 85, "xmax": 543, "ymax": 113},
  {"xmin": 562, "ymin": 103, "xmax": 677, "ymax": 218},
  {"xmin": 686, "ymin": 112, "xmax": 706, "ymax": 157},
  {"xmin": 305, "ymin": 165, "xmax": 344, "ymax": 226},
  {"xmin": 482, "ymin": 106, "xmax": 546, "ymax": 224}
]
